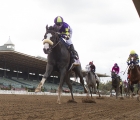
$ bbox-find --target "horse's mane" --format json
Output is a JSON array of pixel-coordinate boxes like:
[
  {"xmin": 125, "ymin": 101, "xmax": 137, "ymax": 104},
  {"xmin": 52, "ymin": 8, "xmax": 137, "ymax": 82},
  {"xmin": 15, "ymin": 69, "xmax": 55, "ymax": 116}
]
[
  {"xmin": 48, "ymin": 26, "xmax": 54, "ymax": 30},
  {"xmin": 47, "ymin": 25, "xmax": 58, "ymax": 32}
]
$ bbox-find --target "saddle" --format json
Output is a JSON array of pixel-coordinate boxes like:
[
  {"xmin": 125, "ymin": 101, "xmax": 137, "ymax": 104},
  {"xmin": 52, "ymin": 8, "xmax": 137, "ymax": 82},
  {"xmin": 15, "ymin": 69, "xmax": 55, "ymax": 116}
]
[{"xmin": 90, "ymin": 70, "xmax": 97, "ymax": 79}]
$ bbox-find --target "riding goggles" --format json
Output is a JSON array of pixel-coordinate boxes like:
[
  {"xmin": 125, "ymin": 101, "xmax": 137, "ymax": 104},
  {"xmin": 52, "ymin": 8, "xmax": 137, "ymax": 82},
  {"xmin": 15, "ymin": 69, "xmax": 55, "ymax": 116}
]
[{"xmin": 56, "ymin": 22, "xmax": 63, "ymax": 26}]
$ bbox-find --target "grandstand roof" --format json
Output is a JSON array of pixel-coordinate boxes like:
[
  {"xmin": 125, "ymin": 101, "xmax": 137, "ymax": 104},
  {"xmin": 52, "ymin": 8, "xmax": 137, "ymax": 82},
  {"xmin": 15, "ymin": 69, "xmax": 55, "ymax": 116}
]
[
  {"xmin": 0, "ymin": 51, "xmax": 47, "ymax": 74},
  {"xmin": 0, "ymin": 51, "xmax": 110, "ymax": 77},
  {"xmin": 133, "ymin": 0, "xmax": 140, "ymax": 18},
  {"xmin": 82, "ymin": 70, "xmax": 110, "ymax": 77}
]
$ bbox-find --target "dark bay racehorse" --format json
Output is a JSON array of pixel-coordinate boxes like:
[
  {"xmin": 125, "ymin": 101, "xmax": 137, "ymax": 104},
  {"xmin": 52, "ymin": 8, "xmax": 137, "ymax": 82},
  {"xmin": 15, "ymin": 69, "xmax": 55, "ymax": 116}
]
[
  {"xmin": 110, "ymin": 71, "xmax": 120, "ymax": 99},
  {"xmin": 123, "ymin": 81, "xmax": 129, "ymax": 97},
  {"xmin": 35, "ymin": 25, "xmax": 88, "ymax": 104},
  {"xmin": 124, "ymin": 81, "xmax": 135, "ymax": 97},
  {"xmin": 85, "ymin": 65, "xmax": 101, "ymax": 98},
  {"xmin": 128, "ymin": 56, "xmax": 140, "ymax": 101}
]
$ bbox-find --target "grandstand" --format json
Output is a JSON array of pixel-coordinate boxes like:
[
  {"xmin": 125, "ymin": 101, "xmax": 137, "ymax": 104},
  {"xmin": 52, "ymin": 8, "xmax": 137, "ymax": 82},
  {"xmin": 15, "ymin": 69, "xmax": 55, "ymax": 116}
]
[{"xmin": 0, "ymin": 38, "xmax": 110, "ymax": 93}]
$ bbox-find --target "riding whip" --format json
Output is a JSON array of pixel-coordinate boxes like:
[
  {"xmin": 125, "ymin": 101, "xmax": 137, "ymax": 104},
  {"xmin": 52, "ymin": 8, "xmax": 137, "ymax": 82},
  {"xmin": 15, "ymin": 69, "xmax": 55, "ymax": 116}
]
[{"xmin": 123, "ymin": 65, "xmax": 129, "ymax": 75}]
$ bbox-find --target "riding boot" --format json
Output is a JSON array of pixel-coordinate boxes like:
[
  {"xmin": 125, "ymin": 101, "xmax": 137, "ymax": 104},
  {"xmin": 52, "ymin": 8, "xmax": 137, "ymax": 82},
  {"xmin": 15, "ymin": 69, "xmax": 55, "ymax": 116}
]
[
  {"xmin": 91, "ymin": 70, "xmax": 96, "ymax": 79},
  {"xmin": 69, "ymin": 44, "xmax": 80, "ymax": 66},
  {"xmin": 94, "ymin": 72, "xmax": 97, "ymax": 79}
]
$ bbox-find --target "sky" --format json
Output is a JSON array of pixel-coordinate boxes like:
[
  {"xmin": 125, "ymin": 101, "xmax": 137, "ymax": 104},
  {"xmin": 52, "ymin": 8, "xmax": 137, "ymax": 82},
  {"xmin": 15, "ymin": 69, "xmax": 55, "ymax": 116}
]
[{"xmin": 0, "ymin": 0, "xmax": 140, "ymax": 83}]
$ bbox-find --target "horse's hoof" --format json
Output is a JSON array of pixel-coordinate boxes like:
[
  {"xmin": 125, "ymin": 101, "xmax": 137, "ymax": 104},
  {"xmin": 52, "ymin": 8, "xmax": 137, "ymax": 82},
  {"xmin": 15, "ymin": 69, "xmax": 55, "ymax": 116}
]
[
  {"xmin": 137, "ymin": 96, "xmax": 140, "ymax": 102},
  {"xmin": 35, "ymin": 88, "xmax": 41, "ymax": 93},
  {"xmin": 57, "ymin": 100, "xmax": 61, "ymax": 104}
]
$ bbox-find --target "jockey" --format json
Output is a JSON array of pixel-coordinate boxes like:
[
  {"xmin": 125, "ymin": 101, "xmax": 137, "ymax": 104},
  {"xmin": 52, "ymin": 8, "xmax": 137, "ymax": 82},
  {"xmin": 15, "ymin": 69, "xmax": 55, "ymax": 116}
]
[
  {"xmin": 127, "ymin": 50, "xmax": 139, "ymax": 66},
  {"xmin": 53, "ymin": 16, "xmax": 80, "ymax": 66},
  {"xmin": 89, "ymin": 61, "xmax": 96, "ymax": 72},
  {"xmin": 123, "ymin": 80, "xmax": 128, "ymax": 88},
  {"xmin": 127, "ymin": 50, "xmax": 139, "ymax": 75},
  {"xmin": 89, "ymin": 61, "xmax": 97, "ymax": 78},
  {"xmin": 111, "ymin": 63, "xmax": 120, "ymax": 77}
]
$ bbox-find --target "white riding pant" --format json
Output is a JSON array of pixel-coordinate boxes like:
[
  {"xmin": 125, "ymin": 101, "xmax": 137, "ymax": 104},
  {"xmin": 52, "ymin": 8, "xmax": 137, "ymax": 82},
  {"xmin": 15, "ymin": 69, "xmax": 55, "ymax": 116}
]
[{"xmin": 65, "ymin": 27, "xmax": 73, "ymax": 45}]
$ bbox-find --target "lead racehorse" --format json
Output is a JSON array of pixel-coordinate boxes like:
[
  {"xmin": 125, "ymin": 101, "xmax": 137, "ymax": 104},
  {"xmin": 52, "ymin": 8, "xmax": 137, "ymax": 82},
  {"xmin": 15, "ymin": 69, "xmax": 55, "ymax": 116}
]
[{"xmin": 35, "ymin": 25, "xmax": 88, "ymax": 104}]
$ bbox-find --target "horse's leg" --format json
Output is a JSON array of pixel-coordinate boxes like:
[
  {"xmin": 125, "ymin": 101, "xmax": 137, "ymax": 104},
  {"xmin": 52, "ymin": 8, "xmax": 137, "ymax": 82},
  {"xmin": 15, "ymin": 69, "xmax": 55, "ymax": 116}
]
[
  {"xmin": 129, "ymin": 83, "xmax": 133, "ymax": 98},
  {"xmin": 73, "ymin": 66, "xmax": 89, "ymax": 93},
  {"xmin": 127, "ymin": 86, "xmax": 129, "ymax": 97},
  {"xmin": 127, "ymin": 84, "xmax": 131, "ymax": 98},
  {"xmin": 93, "ymin": 83, "xmax": 96, "ymax": 94},
  {"xmin": 124, "ymin": 88, "xmax": 128, "ymax": 97},
  {"xmin": 57, "ymin": 69, "xmax": 67, "ymax": 104},
  {"xmin": 89, "ymin": 87, "xmax": 92, "ymax": 98},
  {"xmin": 120, "ymin": 85, "xmax": 122, "ymax": 96},
  {"xmin": 116, "ymin": 87, "xmax": 119, "ymax": 99},
  {"xmin": 137, "ymin": 82, "xmax": 140, "ymax": 101},
  {"xmin": 35, "ymin": 64, "xmax": 53, "ymax": 92},
  {"xmin": 138, "ymin": 82, "xmax": 140, "ymax": 94},
  {"xmin": 85, "ymin": 76, "xmax": 90, "ymax": 97},
  {"xmin": 65, "ymin": 74, "xmax": 74, "ymax": 101},
  {"xmin": 110, "ymin": 87, "xmax": 113, "ymax": 97},
  {"xmin": 123, "ymin": 88, "xmax": 126, "ymax": 97},
  {"xmin": 96, "ymin": 81, "xmax": 101, "ymax": 97},
  {"xmin": 115, "ymin": 88, "xmax": 117, "ymax": 99}
]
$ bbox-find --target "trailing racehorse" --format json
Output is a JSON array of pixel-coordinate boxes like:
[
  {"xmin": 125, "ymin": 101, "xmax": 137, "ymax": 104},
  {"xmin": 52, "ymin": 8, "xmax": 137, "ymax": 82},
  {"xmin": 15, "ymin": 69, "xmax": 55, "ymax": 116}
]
[
  {"xmin": 35, "ymin": 25, "xmax": 88, "ymax": 104},
  {"xmin": 110, "ymin": 71, "xmax": 120, "ymax": 99},
  {"xmin": 123, "ymin": 81, "xmax": 129, "ymax": 97},
  {"xmin": 128, "ymin": 56, "xmax": 140, "ymax": 101},
  {"xmin": 85, "ymin": 65, "xmax": 101, "ymax": 98}
]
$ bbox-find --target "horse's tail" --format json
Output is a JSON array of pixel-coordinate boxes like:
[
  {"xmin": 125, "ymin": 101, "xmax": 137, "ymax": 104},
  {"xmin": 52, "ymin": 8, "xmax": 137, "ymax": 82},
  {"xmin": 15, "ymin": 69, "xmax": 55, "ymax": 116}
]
[{"xmin": 72, "ymin": 72, "xmax": 78, "ymax": 82}]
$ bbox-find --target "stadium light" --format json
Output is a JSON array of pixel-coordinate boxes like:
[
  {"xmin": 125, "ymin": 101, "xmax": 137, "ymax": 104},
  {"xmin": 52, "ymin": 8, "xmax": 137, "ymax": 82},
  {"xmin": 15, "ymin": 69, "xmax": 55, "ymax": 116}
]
[
  {"xmin": 0, "ymin": 68, "xmax": 4, "ymax": 70},
  {"xmin": 6, "ymin": 69, "xmax": 10, "ymax": 71},
  {"xmin": 39, "ymin": 74, "xmax": 43, "ymax": 76},
  {"xmin": 29, "ymin": 73, "xmax": 35, "ymax": 75}
]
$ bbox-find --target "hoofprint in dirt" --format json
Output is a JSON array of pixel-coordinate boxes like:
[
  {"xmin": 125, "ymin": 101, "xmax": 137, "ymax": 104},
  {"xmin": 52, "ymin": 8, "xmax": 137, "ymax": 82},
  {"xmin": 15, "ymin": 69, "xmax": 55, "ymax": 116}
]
[{"xmin": 0, "ymin": 94, "xmax": 140, "ymax": 120}]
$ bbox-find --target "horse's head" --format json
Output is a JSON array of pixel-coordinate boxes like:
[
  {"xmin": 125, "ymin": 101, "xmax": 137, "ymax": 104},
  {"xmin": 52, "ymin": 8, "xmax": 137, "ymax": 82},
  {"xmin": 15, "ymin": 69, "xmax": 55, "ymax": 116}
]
[
  {"xmin": 43, "ymin": 25, "xmax": 60, "ymax": 54},
  {"xmin": 111, "ymin": 71, "xmax": 116, "ymax": 77},
  {"xmin": 129, "ymin": 56, "xmax": 137, "ymax": 69}
]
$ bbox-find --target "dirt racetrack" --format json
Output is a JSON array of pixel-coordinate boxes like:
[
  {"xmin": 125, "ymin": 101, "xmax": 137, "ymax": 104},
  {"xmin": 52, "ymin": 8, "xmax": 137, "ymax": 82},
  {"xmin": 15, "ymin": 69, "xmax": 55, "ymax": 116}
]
[{"xmin": 0, "ymin": 94, "xmax": 140, "ymax": 120}]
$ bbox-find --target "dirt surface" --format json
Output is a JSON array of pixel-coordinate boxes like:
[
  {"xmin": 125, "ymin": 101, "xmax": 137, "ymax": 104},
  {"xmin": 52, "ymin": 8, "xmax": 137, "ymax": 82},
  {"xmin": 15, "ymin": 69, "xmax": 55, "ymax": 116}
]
[{"xmin": 0, "ymin": 94, "xmax": 140, "ymax": 120}]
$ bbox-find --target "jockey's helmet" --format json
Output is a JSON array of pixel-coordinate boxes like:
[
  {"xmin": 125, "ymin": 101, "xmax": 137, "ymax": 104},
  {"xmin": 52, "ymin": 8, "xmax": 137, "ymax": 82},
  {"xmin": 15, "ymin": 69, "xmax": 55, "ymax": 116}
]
[
  {"xmin": 89, "ymin": 61, "xmax": 93, "ymax": 65},
  {"xmin": 130, "ymin": 50, "xmax": 136, "ymax": 54},
  {"xmin": 114, "ymin": 63, "xmax": 118, "ymax": 66},
  {"xmin": 54, "ymin": 16, "xmax": 63, "ymax": 26}
]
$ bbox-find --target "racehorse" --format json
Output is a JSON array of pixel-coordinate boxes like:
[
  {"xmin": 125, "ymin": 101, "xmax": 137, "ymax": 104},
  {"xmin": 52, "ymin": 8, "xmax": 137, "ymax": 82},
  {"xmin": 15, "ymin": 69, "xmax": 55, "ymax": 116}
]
[
  {"xmin": 35, "ymin": 25, "xmax": 88, "ymax": 104},
  {"xmin": 110, "ymin": 71, "xmax": 120, "ymax": 99},
  {"xmin": 85, "ymin": 65, "xmax": 101, "ymax": 98},
  {"xmin": 123, "ymin": 81, "xmax": 134, "ymax": 97},
  {"xmin": 123, "ymin": 81, "xmax": 129, "ymax": 97},
  {"xmin": 128, "ymin": 56, "xmax": 140, "ymax": 101}
]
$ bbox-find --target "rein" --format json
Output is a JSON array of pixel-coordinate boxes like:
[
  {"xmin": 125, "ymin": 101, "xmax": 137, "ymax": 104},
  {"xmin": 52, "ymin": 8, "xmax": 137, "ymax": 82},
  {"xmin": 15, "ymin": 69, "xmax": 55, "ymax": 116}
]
[{"xmin": 51, "ymin": 40, "xmax": 61, "ymax": 49}]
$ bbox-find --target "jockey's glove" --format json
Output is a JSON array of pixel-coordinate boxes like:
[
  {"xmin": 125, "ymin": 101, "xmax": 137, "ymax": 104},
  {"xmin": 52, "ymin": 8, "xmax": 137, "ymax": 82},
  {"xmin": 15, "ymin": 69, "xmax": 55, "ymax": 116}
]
[
  {"xmin": 57, "ymin": 32, "xmax": 61, "ymax": 38},
  {"xmin": 136, "ymin": 60, "xmax": 139, "ymax": 64},
  {"xmin": 62, "ymin": 35, "xmax": 70, "ymax": 40}
]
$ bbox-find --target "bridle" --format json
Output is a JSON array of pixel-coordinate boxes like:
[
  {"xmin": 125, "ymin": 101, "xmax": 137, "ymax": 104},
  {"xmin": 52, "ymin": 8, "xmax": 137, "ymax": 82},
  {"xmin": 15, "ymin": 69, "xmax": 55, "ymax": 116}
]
[
  {"xmin": 44, "ymin": 30, "xmax": 61, "ymax": 53},
  {"xmin": 129, "ymin": 57, "xmax": 136, "ymax": 69}
]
